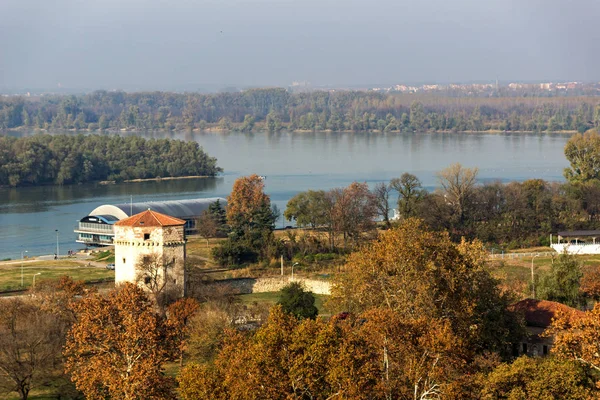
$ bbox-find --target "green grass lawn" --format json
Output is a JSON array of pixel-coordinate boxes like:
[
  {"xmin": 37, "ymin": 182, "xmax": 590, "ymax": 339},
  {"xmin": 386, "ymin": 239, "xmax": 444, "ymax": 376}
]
[{"xmin": 0, "ymin": 261, "xmax": 114, "ymax": 291}]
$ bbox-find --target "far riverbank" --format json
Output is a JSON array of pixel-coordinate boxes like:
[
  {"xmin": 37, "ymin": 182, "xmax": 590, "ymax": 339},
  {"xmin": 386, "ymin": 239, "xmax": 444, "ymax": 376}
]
[{"xmin": 5, "ymin": 126, "xmax": 579, "ymax": 136}]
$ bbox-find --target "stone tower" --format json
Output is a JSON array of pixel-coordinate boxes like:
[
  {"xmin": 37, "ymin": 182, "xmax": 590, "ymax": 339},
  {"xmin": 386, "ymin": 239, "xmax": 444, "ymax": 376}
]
[{"xmin": 113, "ymin": 209, "xmax": 187, "ymax": 297}]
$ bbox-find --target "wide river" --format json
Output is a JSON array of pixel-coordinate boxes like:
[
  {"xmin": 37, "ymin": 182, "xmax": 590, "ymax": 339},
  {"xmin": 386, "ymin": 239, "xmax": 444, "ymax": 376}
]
[{"xmin": 0, "ymin": 130, "xmax": 571, "ymax": 259}]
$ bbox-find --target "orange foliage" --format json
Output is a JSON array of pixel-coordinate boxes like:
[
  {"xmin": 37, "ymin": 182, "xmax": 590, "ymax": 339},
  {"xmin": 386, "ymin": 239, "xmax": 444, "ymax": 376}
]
[
  {"xmin": 178, "ymin": 306, "xmax": 465, "ymax": 399},
  {"xmin": 328, "ymin": 219, "xmax": 522, "ymax": 355},
  {"xmin": 548, "ymin": 303, "xmax": 600, "ymax": 373},
  {"xmin": 580, "ymin": 264, "xmax": 600, "ymax": 301},
  {"xmin": 226, "ymin": 174, "xmax": 271, "ymax": 227},
  {"xmin": 64, "ymin": 283, "xmax": 176, "ymax": 400}
]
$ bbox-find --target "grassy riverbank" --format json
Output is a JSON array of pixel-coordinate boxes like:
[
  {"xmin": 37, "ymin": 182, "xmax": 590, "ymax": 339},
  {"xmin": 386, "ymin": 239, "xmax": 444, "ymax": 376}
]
[{"xmin": 0, "ymin": 260, "xmax": 114, "ymax": 292}]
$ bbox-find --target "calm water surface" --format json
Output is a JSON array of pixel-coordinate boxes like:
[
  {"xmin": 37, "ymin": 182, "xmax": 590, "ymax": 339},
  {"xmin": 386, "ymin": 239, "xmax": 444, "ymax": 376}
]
[{"xmin": 0, "ymin": 131, "xmax": 571, "ymax": 259}]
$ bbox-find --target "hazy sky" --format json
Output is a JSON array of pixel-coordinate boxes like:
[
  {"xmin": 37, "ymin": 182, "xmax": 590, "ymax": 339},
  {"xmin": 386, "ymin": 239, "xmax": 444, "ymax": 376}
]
[{"xmin": 1, "ymin": 0, "xmax": 599, "ymax": 91}]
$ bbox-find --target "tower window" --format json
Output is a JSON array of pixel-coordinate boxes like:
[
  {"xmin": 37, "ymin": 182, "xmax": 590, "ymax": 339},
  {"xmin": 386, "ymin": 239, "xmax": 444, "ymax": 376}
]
[
  {"xmin": 122, "ymin": 258, "xmax": 126, "ymax": 264},
  {"xmin": 144, "ymin": 233, "xmax": 150, "ymax": 240}
]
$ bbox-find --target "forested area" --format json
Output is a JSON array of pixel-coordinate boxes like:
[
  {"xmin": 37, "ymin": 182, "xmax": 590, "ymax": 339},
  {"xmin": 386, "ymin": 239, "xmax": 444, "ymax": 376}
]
[
  {"xmin": 0, "ymin": 134, "xmax": 222, "ymax": 187},
  {"xmin": 5, "ymin": 224, "xmax": 600, "ymax": 399},
  {"xmin": 2, "ymin": 88, "xmax": 600, "ymax": 133}
]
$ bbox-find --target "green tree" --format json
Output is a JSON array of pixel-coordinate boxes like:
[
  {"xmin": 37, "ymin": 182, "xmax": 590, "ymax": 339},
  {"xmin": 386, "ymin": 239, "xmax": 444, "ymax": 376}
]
[
  {"xmin": 284, "ymin": 190, "xmax": 329, "ymax": 228},
  {"xmin": 564, "ymin": 129, "xmax": 600, "ymax": 183},
  {"xmin": 537, "ymin": 252, "xmax": 584, "ymax": 308},
  {"xmin": 240, "ymin": 114, "xmax": 255, "ymax": 132},
  {"xmin": 98, "ymin": 114, "xmax": 109, "ymax": 130},
  {"xmin": 266, "ymin": 110, "xmax": 282, "ymax": 133},
  {"xmin": 277, "ymin": 282, "xmax": 318, "ymax": 320},
  {"xmin": 409, "ymin": 101, "xmax": 426, "ymax": 131},
  {"xmin": 390, "ymin": 173, "xmax": 425, "ymax": 220}
]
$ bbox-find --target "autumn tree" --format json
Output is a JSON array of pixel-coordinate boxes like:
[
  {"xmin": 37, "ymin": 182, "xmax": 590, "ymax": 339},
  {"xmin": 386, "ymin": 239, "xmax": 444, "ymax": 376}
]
[
  {"xmin": 479, "ymin": 356, "xmax": 593, "ymax": 399},
  {"xmin": 64, "ymin": 283, "xmax": 176, "ymax": 400},
  {"xmin": 0, "ymin": 299, "xmax": 67, "ymax": 400},
  {"xmin": 580, "ymin": 264, "xmax": 600, "ymax": 301},
  {"xmin": 214, "ymin": 174, "xmax": 278, "ymax": 265},
  {"xmin": 437, "ymin": 163, "xmax": 479, "ymax": 227},
  {"xmin": 166, "ymin": 298, "xmax": 200, "ymax": 366},
  {"xmin": 179, "ymin": 306, "xmax": 465, "ymax": 399},
  {"xmin": 185, "ymin": 302, "xmax": 231, "ymax": 363},
  {"xmin": 564, "ymin": 129, "xmax": 600, "ymax": 183},
  {"xmin": 178, "ymin": 363, "xmax": 226, "ymax": 400},
  {"xmin": 226, "ymin": 174, "xmax": 276, "ymax": 233},
  {"xmin": 328, "ymin": 218, "xmax": 523, "ymax": 356},
  {"xmin": 357, "ymin": 308, "xmax": 464, "ymax": 399},
  {"xmin": 390, "ymin": 173, "xmax": 426, "ymax": 220},
  {"xmin": 330, "ymin": 182, "xmax": 378, "ymax": 247},
  {"xmin": 548, "ymin": 302, "xmax": 600, "ymax": 374},
  {"xmin": 33, "ymin": 275, "xmax": 90, "ymax": 323},
  {"xmin": 196, "ymin": 210, "xmax": 218, "ymax": 246}
]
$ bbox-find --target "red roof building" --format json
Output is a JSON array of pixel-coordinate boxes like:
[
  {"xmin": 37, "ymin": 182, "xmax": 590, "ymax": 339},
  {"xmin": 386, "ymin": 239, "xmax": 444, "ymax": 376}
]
[
  {"xmin": 509, "ymin": 299, "xmax": 584, "ymax": 357},
  {"xmin": 114, "ymin": 209, "xmax": 185, "ymax": 228}
]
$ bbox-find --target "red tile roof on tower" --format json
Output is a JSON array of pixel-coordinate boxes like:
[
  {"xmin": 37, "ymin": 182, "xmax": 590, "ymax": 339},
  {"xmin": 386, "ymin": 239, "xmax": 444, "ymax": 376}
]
[
  {"xmin": 509, "ymin": 299, "xmax": 584, "ymax": 328},
  {"xmin": 114, "ymin": 209, "xmax": 185, "ymax": 227}
]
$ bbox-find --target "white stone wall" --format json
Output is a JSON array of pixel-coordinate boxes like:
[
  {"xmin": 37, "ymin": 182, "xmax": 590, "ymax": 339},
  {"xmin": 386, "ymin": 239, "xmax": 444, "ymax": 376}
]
[{"xmin": 205, "ymin": 277, "xmax": 331, "ymax": 295}]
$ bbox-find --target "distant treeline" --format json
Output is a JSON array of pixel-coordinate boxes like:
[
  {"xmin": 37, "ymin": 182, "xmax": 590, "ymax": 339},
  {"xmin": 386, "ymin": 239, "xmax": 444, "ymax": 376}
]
[
  {"xmin": 0, "ymin": 134, "xmax": 222, "ymax": 187},
  {"xmin": 1, "ymin": 89, "xmax": 600, "ymax": 133}
]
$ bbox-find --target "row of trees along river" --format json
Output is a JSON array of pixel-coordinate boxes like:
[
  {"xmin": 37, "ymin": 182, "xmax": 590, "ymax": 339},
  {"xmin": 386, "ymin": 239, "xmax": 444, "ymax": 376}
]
[
  {"xmin": 0, "ymin": 134, "xmax": 222, "ymax": 187},
  {"xmin": 2, "ymin": 88, "xmax": 600, "ymax": 133}
]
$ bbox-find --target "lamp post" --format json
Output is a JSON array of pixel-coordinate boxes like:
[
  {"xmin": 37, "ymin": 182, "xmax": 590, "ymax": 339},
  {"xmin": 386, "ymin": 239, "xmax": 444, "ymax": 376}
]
[
  {"xmin": 292, "ymin": 262, "xmax": 299, "ymax": 281},
  {"xmin": 20, "ymin": 250, "xmax": 28, "ymax": 287},
  {"xmin": 32, "ymin": 272, "xmax": 41, "ymax": 290},
  {"xmin": 55, "ymin": 229, "xmax": 59, "ymax": 259},
  {"xmin": 531, "ymin": 254, "xmax": 540, "ymax": 299}
]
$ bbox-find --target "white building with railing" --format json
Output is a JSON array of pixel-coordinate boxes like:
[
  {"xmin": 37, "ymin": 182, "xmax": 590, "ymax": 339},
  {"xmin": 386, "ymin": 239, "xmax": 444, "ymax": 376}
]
[
  {"xmin": 550, "ymin": 230, "xmax": 600, "ymax": 255},
  {"xmin": 74, "ymin": 197, "xmax": 226, "ymax": 247}
]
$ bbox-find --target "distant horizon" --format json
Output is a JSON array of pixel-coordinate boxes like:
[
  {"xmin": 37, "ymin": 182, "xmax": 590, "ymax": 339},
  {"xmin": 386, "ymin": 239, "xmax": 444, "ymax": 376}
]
[{"xmin": 2, "ymin": 78, "xmax": 599, "ymax": 95}]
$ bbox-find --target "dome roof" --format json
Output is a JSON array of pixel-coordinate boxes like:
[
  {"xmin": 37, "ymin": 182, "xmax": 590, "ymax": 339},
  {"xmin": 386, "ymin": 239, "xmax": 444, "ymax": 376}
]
[{"xmin": 89, "ymin": 197, "xmax": 226, "ymax": 220}]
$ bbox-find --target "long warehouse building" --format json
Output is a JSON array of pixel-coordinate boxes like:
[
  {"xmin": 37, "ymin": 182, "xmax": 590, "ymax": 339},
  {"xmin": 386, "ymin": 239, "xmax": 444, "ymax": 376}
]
[{"xmin": 75, "ymin": 197, "xmax": 226, "ymax": 246}]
